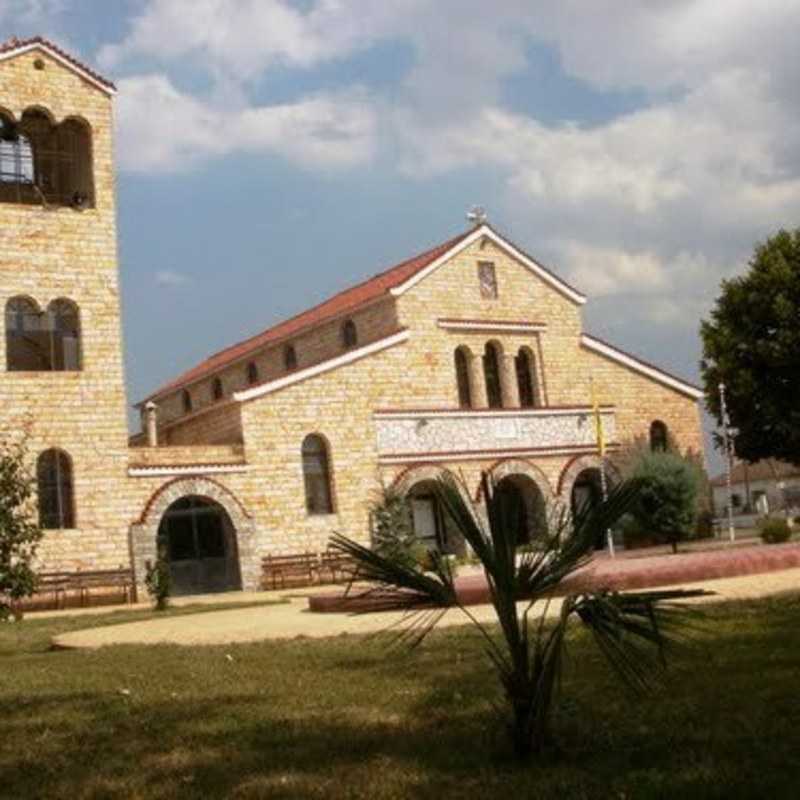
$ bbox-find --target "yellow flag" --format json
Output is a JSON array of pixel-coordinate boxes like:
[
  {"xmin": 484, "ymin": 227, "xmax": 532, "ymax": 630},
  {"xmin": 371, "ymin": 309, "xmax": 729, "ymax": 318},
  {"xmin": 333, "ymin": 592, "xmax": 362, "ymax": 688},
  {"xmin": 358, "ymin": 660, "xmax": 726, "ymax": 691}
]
[{"xmin": 591, "ymin": 380, "xmax": 606, "ymax": 456}]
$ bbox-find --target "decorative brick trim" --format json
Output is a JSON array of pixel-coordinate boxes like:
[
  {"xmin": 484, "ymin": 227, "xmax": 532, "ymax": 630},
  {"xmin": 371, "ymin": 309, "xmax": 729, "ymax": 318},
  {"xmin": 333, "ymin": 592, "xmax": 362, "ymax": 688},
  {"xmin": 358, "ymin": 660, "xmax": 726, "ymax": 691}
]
[
  {"xmin": 133, "ymin": 475, "xmax": 252, "ymax": 527},
  {"xmin": 556, "ymin": 453, "xmax": 622, "ymax": 497},
  {"xmin": 479, "ymin": 457, "xmax": 555, "ymax": 502},
  {"xmin": 128, "ymin": 464, "xmax": 250, "ymax": 478},
  {"xmin": 379, "ymin": 443, "xmax": 620, "ymax": 466},
  {"xmin": 373, "ymin": 405, "xmax": 613, "ymax": 420},
  {"xmin": 437, "ymin": 318, "xmax": 547, "ymax": 334}
]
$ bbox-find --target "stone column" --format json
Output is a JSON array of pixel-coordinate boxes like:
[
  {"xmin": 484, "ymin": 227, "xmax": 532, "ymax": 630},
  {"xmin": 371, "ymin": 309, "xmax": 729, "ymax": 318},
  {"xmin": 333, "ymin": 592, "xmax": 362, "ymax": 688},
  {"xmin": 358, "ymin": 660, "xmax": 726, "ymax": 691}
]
[
  {"xmin": 468, "ymin": 353, "xmax": 488, "ymax": 408},
  {"xmin": 144, "ymin": 401, "xmax": 158, "ymax": 447},
  {"xmin": 500, "ymin": 354, "xmax": 521, "ymax": 408}
]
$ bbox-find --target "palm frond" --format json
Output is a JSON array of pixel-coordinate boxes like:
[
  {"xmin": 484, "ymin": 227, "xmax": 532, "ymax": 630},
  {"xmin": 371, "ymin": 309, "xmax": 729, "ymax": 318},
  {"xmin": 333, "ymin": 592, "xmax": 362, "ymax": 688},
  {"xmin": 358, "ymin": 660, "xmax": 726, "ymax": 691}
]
[
  {"xmin": 328, "ymin": 533, "xmax": 458, "ymax": 612},
  {"xmin": 514, "ymin": 480, "xmax": 642, "ymax": 600},
  {"xmin": 571, "ymin": 588, "xmax": 710, "ymax": 692}
]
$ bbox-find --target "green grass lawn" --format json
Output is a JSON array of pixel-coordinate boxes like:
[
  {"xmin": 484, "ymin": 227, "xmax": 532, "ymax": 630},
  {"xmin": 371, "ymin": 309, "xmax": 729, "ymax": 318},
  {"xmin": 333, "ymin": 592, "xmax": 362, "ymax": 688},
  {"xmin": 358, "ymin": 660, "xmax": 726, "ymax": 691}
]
[{"xmin": 1, "ymin": 594, "xmax": 799, "ymax": 799}]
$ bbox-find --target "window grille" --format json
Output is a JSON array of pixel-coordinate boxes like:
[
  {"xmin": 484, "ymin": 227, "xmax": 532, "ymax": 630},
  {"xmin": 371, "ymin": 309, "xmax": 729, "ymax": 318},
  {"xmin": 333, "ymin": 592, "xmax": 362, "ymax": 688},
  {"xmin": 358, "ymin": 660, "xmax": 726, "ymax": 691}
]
[
  {"xmin": 0, "ymin": 110, "xmax": 94, "ymax": 208},
  {"xmin": 37, "ymin": 449, "xmax": 75, "ymax": 529}
]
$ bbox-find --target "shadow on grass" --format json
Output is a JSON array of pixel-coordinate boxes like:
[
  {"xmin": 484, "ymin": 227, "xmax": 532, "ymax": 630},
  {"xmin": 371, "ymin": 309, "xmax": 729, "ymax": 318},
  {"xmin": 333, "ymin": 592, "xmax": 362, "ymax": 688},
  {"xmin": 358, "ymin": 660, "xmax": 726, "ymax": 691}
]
[{"xmin": 0, "ymin": 595, "xmax": 799, "ymax": 798}]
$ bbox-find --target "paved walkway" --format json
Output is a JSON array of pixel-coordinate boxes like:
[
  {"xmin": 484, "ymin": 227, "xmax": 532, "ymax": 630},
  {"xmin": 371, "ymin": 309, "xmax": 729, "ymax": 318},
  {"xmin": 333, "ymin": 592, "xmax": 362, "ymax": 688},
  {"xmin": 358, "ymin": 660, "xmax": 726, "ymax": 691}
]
[{"xmin": 52, "ymin": 567, "xmax": 800, "ymax": 649}]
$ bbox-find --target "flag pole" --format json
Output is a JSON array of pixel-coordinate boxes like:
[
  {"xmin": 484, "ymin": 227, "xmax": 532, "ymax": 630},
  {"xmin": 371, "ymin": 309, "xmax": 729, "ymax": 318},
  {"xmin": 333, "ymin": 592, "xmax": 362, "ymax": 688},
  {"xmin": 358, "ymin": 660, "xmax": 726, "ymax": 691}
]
[{"xmin": 591, "ymin": 378, "xmax": 615, "ymax": 557}]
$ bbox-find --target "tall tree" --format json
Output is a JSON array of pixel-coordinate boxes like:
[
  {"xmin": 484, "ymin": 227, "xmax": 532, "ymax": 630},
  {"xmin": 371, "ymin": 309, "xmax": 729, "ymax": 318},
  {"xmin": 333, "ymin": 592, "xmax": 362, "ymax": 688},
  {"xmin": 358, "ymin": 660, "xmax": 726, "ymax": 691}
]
[
  {"xmin": 0, "ymin": 430, "xmax": 43, "ymax": 619},
  {"xmin": 701, "ymin": 228, "xmax": 800, "ymax": 466}
]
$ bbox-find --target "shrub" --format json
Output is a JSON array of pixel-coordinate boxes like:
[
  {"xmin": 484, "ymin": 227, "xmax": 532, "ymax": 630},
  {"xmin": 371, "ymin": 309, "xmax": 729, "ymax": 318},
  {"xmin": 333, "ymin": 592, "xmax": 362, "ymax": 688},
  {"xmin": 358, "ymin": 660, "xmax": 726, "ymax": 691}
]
[
  {"xmin": 759, "ymin": 517, "xmax": 792, "ymax": 544},
  {"xmin": 626, "ymin": 451, "xmax": 701, "ymax": 553},
  {"xmin": 0, "ymin": 428, "xmax": 43, "ymax": 621},
  {"xmin": 370, "ymin": 486, "xmax": 419, "ymax": 569},
  {"xmin": 144, "ymin": 542, "xmax": 171, "ymax": 611}
]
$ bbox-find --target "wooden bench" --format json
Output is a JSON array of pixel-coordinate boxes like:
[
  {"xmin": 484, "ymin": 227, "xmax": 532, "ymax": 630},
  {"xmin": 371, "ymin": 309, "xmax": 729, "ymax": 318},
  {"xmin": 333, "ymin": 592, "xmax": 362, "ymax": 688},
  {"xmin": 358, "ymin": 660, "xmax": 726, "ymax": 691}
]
[
  {"xmin": 67, "ymin": 569, "xmax": 135, "ymax": 607},
  {"xmin": 318, "ymin": 550, "xmax": 359, "ymax": 586},
  {"xmin": 261, "ymin": 553, "xmax": 318, "ymax": 590},
  {"xmin": 9, "ymin": 568, "xmax": 135, "ymax": 612}
]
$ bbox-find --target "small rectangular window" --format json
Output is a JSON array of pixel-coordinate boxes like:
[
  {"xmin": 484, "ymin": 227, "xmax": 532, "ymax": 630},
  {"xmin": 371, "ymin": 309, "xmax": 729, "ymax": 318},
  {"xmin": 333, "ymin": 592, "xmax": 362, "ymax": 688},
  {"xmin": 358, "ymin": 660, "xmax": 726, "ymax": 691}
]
[{"xmin": 478, "ymin": 261, "xmax": 498, "ymax": 299}]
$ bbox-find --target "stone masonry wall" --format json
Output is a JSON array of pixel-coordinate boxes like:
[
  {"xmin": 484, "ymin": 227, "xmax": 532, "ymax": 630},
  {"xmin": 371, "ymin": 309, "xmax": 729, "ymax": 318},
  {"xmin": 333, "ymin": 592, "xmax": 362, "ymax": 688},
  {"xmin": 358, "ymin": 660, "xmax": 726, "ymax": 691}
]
[
  {"xmin": 124, "ymin": 231, "xmax": 705, "ymax": 592},
  {"xmin": 161, "ymin": 401, "xmax": 243, "ymax": 445},
  {"xmin": 0, "ymin": 49, "xmax": 133, "ymax": 572},
  {"xmin": 152, "ymin": 296, "xmax": 399, "ymax": 428}
]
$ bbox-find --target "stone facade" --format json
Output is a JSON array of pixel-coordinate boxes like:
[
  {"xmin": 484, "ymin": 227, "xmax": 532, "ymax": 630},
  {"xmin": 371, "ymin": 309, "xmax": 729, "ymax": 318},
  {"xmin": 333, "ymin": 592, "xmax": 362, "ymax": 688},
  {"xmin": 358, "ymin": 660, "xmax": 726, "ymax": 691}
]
[
  {"xmin": 0, "ymin": 44, "xmax": 133, "ymax": 574},
  {"xmin": 1, "ymin": 40, "xmax": 707, "ymax": 599}
]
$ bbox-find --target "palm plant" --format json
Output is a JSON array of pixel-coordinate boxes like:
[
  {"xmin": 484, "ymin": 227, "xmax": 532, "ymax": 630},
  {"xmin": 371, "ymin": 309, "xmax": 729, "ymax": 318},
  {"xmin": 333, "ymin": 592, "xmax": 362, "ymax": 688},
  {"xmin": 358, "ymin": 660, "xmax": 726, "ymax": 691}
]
[{"xmin": 330, "ymin": 472, "xmax": 706, "ymax": 759}]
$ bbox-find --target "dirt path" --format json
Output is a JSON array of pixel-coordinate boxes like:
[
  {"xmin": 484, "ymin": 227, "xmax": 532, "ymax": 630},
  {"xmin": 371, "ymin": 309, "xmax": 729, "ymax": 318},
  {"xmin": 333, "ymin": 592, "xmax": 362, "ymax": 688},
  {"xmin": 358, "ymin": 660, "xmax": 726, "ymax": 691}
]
[{"xmin": 52, "ymin": 567, "xmax": 800, "ymax": 649}]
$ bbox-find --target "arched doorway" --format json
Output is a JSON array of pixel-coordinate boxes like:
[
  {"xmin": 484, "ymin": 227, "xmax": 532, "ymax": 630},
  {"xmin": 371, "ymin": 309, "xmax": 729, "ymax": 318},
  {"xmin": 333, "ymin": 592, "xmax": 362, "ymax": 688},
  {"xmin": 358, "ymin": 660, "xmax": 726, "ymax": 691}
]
[
  {"xmin": 158, "ymin": 496, "xmax": 242, "ymax": 595},
  {"xmin": 407, "ymin": 480, "xmax": 465, "ymax": 556},
  {"xmin": 570, "ymin": 468, "xmax": 606, "ymax": 550},
  {"xmin": 494, "ymin": 475, "xmax": 547, "ymax": 545}
]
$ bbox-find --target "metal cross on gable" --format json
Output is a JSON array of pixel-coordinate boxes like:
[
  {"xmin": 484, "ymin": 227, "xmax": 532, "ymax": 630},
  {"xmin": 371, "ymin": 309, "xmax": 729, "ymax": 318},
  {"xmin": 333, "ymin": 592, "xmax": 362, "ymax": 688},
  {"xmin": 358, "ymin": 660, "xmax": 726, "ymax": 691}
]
[{"xmin": 466, "ymin": 205, "xmax": 488, "ymax": 226}]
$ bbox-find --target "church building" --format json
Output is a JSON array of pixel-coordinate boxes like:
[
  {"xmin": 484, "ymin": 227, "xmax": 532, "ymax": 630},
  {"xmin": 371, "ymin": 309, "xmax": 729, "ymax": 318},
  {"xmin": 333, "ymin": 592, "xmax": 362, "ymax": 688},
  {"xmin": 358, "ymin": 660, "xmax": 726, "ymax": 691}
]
[{"xmin": 0, "ymin": 39, "xmax": 705, "ymax": 598}]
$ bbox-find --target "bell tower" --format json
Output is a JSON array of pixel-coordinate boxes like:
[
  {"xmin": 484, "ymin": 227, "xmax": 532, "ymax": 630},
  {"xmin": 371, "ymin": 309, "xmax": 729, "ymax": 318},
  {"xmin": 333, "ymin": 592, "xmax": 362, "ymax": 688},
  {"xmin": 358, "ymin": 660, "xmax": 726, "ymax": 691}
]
[{"xmin": 0, "ymin": 38, "xmax": 132, "ymax": 570}]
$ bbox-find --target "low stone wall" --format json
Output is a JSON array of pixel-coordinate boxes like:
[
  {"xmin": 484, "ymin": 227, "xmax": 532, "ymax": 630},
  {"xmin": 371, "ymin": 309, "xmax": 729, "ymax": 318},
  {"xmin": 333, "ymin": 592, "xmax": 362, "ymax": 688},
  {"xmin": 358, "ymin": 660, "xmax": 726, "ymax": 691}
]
[{"xmin": 128, "ymin": 444, "xmax": 246, "ymax": 468}]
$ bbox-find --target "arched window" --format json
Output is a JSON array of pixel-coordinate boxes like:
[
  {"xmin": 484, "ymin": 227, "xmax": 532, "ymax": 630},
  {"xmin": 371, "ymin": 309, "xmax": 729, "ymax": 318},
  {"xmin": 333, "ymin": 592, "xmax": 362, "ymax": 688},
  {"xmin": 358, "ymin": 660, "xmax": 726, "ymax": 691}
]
[
  {"xmin": 0, "ymin": 113, "xmax": 35, "ymax": 203},
  {"xmin": 284, "ymin": 344, "xmax": 297, "ymax": 371},
  {"xmin": 46, "ymin": 299, "xmax": 81, "ymax": 371},
  {"xmin": 5, "ymin": 296, "xmax": 46, "ymax": 370},
  {"xmin": 454, "ymin": 347, "xmax": 472, "ymax": 408},
  {"xmin": 5, "ymin": 297, "xmax": 81, "ymax": 371},
  {"xmin": 0, "ymin": 109, "xmax": 94, "ymax": 208},
  {"xmin": 483, "ymin": 342, "xmax": 503, "ymax": 409},
  {"xmin": 650, "ymin": 420, "xmax": 669, "ymax": 452},
  {"xmin": 211, "ymin": 377, "xmax": 223, "ymax": 401},
  {"xmin": 302, "ymin": 434, "xmax": 334, "ymax": 514},
  {"xmin": 181, "ymin": 389, "xmax": 192, "ymax": 414},
  {"xmin": 515, "ymin": 347, "xmax": 537, "ymax": 408},
  {"xmin": 246, "ymin": 361, "xmax": 259, "ymax": 386},
  {"xmin": 342, "ymin": 319, "xmax": 358, "ymax": 349},
  {"xmin": 37, "ymin": 449, "xmax": 75, "ymax": 529}
]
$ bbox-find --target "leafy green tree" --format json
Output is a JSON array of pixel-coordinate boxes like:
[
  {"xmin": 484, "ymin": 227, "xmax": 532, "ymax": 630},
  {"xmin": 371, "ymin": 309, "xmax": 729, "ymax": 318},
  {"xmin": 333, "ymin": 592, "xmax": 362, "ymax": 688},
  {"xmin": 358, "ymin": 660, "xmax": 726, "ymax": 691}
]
[
  {"xmin": 0, "ymin": 431, "xmax": 43, "ymax": 620},
  {"xmin": 701, "ymin": 228, "xmax": 800, "ymax": 465},
  {"xmin": 331, "ymin": 474, "xmax": 703, "ymax": 759},
  {"xmin": 623, "ymin": 451, "xmax": 701, "ymax": 553},
  {"xmin": 613, "ymin": 437, "xmax": 710, "ymax": 543}
]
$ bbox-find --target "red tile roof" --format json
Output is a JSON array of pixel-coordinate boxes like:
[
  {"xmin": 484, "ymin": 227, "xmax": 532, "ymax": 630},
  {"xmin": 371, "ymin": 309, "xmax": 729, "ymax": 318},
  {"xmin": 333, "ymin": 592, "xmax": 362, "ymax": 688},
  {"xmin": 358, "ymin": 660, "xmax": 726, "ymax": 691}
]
[
  {"xmin": 0, "ymin": 36, "xmax": 116, "ymax": 93},
  {"xmin": 143, "ymin": 227, "xmax": 476, "ymax": 402}
]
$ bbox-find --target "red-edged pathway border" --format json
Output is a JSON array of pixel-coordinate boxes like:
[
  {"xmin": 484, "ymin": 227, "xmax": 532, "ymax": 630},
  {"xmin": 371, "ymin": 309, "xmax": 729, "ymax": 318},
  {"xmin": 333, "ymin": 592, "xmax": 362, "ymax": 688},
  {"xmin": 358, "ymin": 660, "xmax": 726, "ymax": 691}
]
[{"xmin": 308, "ymin": 541, "xmax": 800, "ymax": 613}]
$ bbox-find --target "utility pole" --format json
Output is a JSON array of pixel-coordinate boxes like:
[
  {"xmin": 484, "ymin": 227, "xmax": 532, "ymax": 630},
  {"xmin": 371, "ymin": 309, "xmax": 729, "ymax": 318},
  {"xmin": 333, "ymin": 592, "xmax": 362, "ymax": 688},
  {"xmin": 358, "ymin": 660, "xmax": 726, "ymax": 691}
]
[{"xmin": 718, "ymin": 381, "xmax": 736, "ymax": 543}]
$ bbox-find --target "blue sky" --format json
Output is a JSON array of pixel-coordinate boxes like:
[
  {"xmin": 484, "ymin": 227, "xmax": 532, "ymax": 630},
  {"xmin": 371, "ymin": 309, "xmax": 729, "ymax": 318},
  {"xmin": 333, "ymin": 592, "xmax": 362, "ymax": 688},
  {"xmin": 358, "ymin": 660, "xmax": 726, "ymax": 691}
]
[{"xmin": 4, "ymin": 1, "xmax": 800, "ymax": 469}]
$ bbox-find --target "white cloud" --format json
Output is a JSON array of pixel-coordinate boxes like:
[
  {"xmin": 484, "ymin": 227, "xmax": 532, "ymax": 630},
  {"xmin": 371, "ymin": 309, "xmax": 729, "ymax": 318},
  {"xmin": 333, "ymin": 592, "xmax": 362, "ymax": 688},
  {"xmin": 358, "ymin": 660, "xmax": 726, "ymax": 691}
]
[
  {"xmin": 114, "ymin": 74, "xmax": 376, "ymax": 172},
  {"xmin": 155, "ymin": 269, "xmax": 191, "ymax": 287},
  {"xmin": 98, "ymin": 0, "xmax": 800, "ymax": 329},
  {"xmin": 558, "ymin": 243, "xmax": 668, "ymax": 297}
]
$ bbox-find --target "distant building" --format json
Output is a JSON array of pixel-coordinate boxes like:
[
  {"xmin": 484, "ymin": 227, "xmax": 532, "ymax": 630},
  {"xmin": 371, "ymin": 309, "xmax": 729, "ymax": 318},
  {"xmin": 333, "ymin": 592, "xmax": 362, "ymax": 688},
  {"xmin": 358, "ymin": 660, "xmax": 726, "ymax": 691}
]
[
  {"xmin": 711, "ymin": 459, "xmax": 800, "ymax": 518},
  {"xmin": 1, "ymin": 38, "xmax": 706, "ymax": 599}
]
